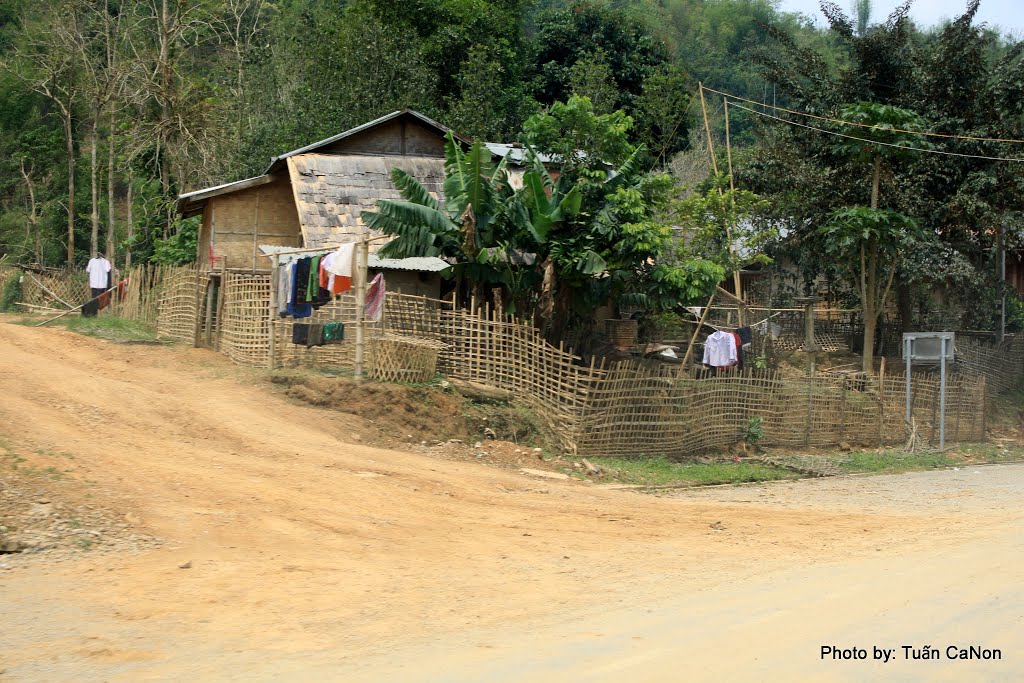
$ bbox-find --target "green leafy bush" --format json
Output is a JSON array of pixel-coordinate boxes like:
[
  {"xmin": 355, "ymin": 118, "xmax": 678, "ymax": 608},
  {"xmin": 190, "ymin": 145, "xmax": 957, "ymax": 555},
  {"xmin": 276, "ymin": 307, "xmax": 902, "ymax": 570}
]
[
  {"xmin": 744, "ymin": 416, "xmax": 764, "ymax": 446},
  {"xmin": 1, "ymin": 271, "xmax": 22, "ymax": 312}
]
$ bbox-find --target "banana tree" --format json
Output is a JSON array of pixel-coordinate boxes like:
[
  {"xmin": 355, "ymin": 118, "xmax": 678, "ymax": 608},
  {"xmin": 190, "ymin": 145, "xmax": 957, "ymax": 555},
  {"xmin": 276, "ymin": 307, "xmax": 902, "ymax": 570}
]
[{"xmin": 362, "ymin": 132, "xmax": 514, "ymax": 306}]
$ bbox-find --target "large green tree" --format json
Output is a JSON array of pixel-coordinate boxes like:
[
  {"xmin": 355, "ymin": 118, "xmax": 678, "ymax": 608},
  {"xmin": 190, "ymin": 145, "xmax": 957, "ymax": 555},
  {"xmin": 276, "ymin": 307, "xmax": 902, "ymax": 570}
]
[{"xmin": 743, "ymin": 0, "xmax": 1024, "ymax": 333}]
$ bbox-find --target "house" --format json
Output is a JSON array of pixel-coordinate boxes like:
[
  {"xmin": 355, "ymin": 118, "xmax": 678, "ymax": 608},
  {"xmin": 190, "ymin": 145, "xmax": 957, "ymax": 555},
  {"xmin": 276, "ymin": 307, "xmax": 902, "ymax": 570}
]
[{"xmin": 176, "ymin": 109, "xmax": 472, "ymax": 297}]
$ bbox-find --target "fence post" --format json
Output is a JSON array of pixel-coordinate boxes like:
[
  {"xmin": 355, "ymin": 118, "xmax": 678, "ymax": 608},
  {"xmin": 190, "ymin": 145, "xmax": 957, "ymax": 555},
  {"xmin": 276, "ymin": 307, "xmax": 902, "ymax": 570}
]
[
  {"xmin": 804, "ymin": 375, "xmax": 813, "ymax": 447},
  {"xmin": 839, "ymin": 379, "xmax": 846, "ymax": 444}
]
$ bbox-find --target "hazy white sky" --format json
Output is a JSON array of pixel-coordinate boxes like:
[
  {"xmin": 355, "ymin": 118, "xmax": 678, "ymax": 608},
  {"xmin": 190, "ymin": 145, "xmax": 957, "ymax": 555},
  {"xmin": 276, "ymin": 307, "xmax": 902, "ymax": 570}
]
[{"xmin": 776, "ymin": 0, "xmax": 1024, "ymax": 36}]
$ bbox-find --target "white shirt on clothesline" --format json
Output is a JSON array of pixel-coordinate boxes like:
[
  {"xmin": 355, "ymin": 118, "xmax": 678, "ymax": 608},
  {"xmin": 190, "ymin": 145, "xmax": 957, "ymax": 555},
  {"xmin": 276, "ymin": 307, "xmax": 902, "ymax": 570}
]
[{"xmin": 703, "ymin": 330, "xmax": 737, "ymax": 367}]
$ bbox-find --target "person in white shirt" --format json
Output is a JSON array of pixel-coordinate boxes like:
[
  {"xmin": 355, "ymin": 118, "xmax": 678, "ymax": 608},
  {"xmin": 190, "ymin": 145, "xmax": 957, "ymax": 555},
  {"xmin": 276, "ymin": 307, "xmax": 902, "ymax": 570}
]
[{"xmin": 86, "ymin": 253, "xmax": 112, "ymax": 297}]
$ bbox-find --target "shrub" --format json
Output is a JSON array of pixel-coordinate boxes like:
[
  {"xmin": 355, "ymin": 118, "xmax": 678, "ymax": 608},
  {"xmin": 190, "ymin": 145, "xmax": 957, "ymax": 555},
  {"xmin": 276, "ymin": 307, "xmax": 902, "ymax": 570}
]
[{"xmin": 0, "ymin": 271, "xmax": 22, "ymax": 312}]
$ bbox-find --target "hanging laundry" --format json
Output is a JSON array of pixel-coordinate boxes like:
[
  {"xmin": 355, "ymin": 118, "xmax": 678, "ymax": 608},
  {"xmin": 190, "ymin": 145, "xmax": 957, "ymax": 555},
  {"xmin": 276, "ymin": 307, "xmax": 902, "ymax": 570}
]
[
  {"xmin": 322, "ymin": 321, "xmax": 345, "ymax": 343},
  {"xmin": 731, "ymin": 331, "xmax": 743, "ymax": 369},
  {"xmin": 324, "ymin": 243, "xmax": 355, "ymax": 294},
  {"xmin": 288, "ymin": 261, "xmax": 313, "ymax": 318},
  {"xmin": 293, "ymin": 258, "xmax": 313, "ymax": 305},
  {"xmin": 292, "ymin": 323, "xmax": 310, "ymax": 345},
  {"xmin": 364, "ymin": 273, "xmax": 385, "ymax": 322},
  {"xmin": 277, "ymin": 261, "xmax": 291, "ymax": 315},
  {"xmin": 702, "ymin": 330, "xmax": 738, "ymax": 367},
  {"xmin": 306, "ymin": 323, "xmax": 325, "ymax": 348},
  {"xmin": 736, "ymin": 326, "xmax": 753, "ymax": 346},
  {"xmin": 81, "ymin": 297, "xmax": 99, "ymax": 318},
  {"xmin": 307, "ymin": 255, "xmax": 322, "ymax": 302}
]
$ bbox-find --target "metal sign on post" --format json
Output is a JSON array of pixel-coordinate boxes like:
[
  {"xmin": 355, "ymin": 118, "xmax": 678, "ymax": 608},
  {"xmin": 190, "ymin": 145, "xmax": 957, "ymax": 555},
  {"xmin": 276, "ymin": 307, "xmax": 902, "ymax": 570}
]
[{"xmin": 903, "ymin": 332, "xmax": 955, "ymax": 450}]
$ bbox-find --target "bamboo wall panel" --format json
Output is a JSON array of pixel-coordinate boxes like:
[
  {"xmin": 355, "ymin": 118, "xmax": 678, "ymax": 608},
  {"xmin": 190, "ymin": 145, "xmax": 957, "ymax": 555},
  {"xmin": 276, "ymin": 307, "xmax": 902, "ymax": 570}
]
[
  {"xmin": 155, "ymin": 266, "xmax": 202, "ymax": 342},
  {"xmin": 218, "ymin": 274, "xmax": 272, "ymax": 366}
]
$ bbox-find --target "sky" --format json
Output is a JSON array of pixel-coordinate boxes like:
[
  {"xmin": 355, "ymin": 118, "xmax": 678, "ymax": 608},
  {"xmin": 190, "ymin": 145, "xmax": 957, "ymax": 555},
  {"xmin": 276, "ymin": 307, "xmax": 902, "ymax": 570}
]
[{"xmin": 776, "ymin": 0, "xmax": 1024, "ymax": 37}]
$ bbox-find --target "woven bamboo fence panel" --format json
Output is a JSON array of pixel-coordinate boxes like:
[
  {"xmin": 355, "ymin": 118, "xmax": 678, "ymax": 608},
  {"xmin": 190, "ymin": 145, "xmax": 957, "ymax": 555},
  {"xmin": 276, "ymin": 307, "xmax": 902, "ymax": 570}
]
[
  {"xmin": 436, "ymin": 309, "xmax": 599, "ymax": 452},
  {"xmin": 218, "ymin": 274, "xmax": 273, "ymax": 367},
  {"xmin": 155, "ymin": 265, "xmax": 202, "ymax": 342},
  {"xmin": 19, "ymin": 268, "xmax": 90, "ymax": 310},
  {"xmin": 108, "ymin": 265, "xmax": 168, "ymax": 325},
  {"xmin": 370, "ymin": 334, "xmax": 446, "ymax": 383},
  {"xmin": 575, "ymin": 367, "xmax": 986, "ymax": 457},
  {"xmin": 384, "ymin": 294, "xmax": 448, "ymax": 343},
  {"xmin": 957, "ymin": 335, "xmax": 1024, "ymax": 396}
]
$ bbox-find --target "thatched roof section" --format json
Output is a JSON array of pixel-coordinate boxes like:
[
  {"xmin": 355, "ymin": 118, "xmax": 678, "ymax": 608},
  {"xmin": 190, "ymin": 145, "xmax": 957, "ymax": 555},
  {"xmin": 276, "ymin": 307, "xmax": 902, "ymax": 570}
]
[{"xmin": 286, "ymin": 153, "xmax": 446, "ymax": 249}]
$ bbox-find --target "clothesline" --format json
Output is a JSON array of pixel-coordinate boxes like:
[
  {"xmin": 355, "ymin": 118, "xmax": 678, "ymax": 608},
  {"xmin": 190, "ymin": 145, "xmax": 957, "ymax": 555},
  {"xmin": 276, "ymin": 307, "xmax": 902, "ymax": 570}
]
[{"xmin": 260, "ymin": 235, "xmax": 391, "ymax": 260}]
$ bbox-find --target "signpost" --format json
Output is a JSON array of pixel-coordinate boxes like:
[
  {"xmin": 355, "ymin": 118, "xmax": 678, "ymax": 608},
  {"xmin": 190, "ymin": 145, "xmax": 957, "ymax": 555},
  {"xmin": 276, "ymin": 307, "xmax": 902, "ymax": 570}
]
[{"xmin": 903, "ymin": 332, "xmax": 955, "ymax": 450}]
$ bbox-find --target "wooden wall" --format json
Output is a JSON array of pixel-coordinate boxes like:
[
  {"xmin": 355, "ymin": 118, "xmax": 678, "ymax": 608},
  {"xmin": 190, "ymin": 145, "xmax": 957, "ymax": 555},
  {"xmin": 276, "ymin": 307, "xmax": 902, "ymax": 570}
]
[
  {"xmin": 374, "ymin": 270, "xmax": 441, "ymax": 299},
  {"xmin": 199, "ymin": 179, "xmax": 302, "ymax": 270},
  {"xmin": 321, "ymin": 118, "xmax": 446, "ymax": 158}
]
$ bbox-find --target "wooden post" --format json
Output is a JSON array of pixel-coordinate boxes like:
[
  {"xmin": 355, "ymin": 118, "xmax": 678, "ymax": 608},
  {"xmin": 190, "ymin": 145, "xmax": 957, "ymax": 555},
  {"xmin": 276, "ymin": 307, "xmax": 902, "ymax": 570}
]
[
  {"xmin": 701, "ymin": 85, "xmax": 745, "ymax": 324},
  {"xmin": 204, "ymin": 276, "xmax": 215, "ymax": 345},
  {"xmin": 251, "ymin": 188, "xmax": 261, "ymax": 273},
  {"xmin": 214, "ymin": 258, "xmax": 227, "ymax": 351},
  {"xmin": 681, "ymin": 290, "xmax": 717, "ymax": 369},
  {"xmin": 698, "ymin": 83, "xmax": 721, "ymax": 177},
  {"xmin": 354, "ymin": 236, "xmax": 369, "ymax": 382},
  {"xmin": 724, "ymin": 98, "xmax": 744, "ymax": 322},
  {"xmin": 268, "ymin": 254, "xmax": 278, "ymax": 370}
]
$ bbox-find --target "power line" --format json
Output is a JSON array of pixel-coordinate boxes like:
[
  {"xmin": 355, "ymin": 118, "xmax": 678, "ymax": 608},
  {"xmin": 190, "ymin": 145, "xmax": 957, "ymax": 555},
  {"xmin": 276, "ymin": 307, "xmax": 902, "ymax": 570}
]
[
  {"xmin": 728, "ymin": 101, "xmax": 1024, "ymax": 163},
  {"xmin": 702, "ymin": 85, "xmax": 1024, "ymax": 145}
]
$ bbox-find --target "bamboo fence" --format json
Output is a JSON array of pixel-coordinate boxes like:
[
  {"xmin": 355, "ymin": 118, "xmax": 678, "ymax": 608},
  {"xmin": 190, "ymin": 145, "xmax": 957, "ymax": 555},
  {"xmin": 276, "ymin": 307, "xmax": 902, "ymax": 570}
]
[
  {"xmin": 155, "ymin": 265, "xmax": 204, "ymax": 342},
  {"xmin": 18, "ymin": 268, "xmax": 90, "ymax": 311},
  {"xmin": 957, "ymin": 334, "xmax": 1024, "ymax": 396},
  {"xmin": 21, "ymin": 265, "xmax": 1006, "ymax": 458}
]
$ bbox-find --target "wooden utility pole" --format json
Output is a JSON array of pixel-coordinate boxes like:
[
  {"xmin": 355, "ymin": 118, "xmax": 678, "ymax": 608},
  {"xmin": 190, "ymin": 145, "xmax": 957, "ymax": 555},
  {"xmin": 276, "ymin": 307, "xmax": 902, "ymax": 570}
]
[
  {"xmin": 699, "ymin": 84, "xmax": 745, "ymax": 325},
  {"xmin": 723, "ymin": 98, "xmax": 744, "ymax": 324}
]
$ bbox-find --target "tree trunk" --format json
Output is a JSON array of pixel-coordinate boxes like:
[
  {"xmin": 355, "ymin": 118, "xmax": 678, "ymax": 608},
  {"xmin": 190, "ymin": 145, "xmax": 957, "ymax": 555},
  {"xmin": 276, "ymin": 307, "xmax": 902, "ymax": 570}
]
[
  {"xmin": 896, "ymin": 279, "xmax": 912, "ymax": 334},
  {"xmin": 90, "ymin": 115, "xmax": 100, "ymax": 257},
  {"xmin": 107, "ymin": 102, "xmax": 116, "ymax": 261},
  {"xmin": 125, "ymin": 179, "xmax": 134, "ymax": 269},
  {"xmin": 538, "ymin": 257, "xmax": 556, "ymax": 336},
  {"xmin": 861, "ymin": 237, "xmax": 878, "ymax": 374},
  {"xmin": 870, "ymin": 154, "xmax": 881, "ymax": 210},
  {"xmin": 862, "ymin": 300, "xmax": 876, "ymax": 375},
  {"xmin": 64, "ymin": 111, "xmax": 75, "ymax": 265}
]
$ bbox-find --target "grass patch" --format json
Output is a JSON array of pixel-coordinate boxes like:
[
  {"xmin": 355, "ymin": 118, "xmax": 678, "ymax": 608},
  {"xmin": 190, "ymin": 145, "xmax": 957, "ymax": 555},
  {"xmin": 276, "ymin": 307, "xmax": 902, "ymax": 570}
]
[
  {"xmin": 16, "ymin": 315, "xmax": 159, "ymax": 342},
  {"xmin": 837, "ymin": 444, "xmax": 1024, "ymax": 474},
  {"xmin": 838, "ymin": 450, "xmax": 955, "ymax": 474},
  {"xmin": 586, "ymin": 455, "xmax": 800, "ymax": 487}
]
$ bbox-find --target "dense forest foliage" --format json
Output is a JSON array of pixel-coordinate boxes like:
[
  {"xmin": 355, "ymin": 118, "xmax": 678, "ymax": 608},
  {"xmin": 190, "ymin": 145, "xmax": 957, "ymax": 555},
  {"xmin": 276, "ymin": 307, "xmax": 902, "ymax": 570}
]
[
  {"xmin": 0, "ymin": 0, "xmax": 836, "ymax": 267},
  {"xmin": 1, "ymin": 0, "xmax": 1023, "ymax": 344}
]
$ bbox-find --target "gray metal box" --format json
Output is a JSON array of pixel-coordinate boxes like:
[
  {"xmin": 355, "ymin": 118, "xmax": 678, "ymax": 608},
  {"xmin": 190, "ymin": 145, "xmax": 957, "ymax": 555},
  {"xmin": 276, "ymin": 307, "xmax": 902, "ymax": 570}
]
[{"xmin": 903, "ymin": 332, "xmax": 955, "ymax": 364}]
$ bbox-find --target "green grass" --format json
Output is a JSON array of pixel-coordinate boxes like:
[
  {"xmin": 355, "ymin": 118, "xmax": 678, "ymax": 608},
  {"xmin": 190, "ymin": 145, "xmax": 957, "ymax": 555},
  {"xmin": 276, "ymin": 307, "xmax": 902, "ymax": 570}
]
[
  {"xmin": 16, "ymin": 315, "xmax": 159, "ymax": 342},
  {"xmin": 584, "ymin": 455, "xmax": 800, "ymax": 487},
  {"xmin": 837, "ymin": 443, "xmax": 1024, "ymax": 474},
  {"xmin": 838, "ymin": 450, "xmax": 955, "ymax": 473}
]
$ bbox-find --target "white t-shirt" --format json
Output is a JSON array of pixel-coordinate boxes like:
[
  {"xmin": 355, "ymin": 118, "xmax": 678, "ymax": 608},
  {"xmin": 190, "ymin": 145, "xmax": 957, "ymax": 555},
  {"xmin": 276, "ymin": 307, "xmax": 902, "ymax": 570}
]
[{"xmin": 86, "ymin": 257, "xmax": 111, "ymax": 289}]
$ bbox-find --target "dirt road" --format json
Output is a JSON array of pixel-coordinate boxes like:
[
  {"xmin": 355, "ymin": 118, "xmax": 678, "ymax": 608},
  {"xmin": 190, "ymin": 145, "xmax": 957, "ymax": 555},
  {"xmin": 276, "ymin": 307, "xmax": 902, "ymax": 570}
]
[{"xmin": 0, "ymin": 321, "xmax": 1020, "ymax": 681}]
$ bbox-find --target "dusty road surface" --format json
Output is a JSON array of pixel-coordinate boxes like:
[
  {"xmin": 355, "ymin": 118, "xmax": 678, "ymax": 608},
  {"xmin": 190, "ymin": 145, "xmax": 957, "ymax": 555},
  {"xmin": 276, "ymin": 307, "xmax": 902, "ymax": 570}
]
[{"xmin": 0, "ymin": 321, "xmax": 1021, "ymax": 682}]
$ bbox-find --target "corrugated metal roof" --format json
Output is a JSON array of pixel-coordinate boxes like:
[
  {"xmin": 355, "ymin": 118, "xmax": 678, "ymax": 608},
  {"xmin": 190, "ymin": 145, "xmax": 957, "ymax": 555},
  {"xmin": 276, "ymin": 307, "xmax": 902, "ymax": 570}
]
[
  {"xmin": 484, "ymin": 143, "xmax": 556, "ymax": 165},
  {"xmin": 368, "ymin": 255, "xmax": 450, "ymax": 272}
]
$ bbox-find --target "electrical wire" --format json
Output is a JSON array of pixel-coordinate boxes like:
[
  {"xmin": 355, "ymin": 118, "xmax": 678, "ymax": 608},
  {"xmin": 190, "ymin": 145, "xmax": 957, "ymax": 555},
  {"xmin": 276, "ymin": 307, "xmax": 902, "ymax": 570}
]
[
  {"xmin": 702, "ymin": 85, "xmax": 1024, "ymax": 145},
  {"xmin": 728, "ymin": 101, "xmax": 1024, "ymax": 163}
]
